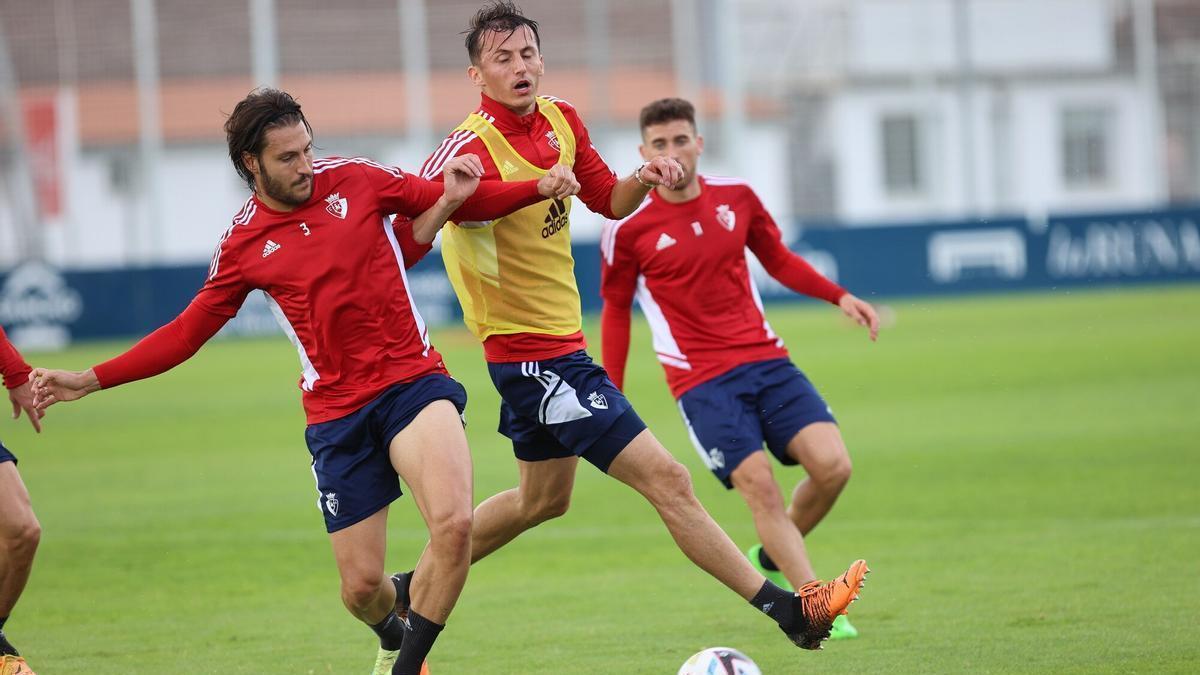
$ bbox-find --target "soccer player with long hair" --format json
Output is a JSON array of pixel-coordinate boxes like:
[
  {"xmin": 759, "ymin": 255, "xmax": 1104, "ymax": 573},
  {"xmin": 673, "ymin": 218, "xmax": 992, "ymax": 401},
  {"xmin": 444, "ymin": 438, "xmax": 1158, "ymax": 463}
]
[{"xmin": 27, "ymin": 87, "xmax": 574, "ymax": 675}]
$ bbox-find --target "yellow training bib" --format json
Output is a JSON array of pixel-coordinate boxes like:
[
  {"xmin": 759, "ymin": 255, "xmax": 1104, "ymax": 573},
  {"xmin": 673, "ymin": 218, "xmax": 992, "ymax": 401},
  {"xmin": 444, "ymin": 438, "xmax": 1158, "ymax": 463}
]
[{"xmin": 440, "ymin": 98, "xmax": 582, "ymax": 341}]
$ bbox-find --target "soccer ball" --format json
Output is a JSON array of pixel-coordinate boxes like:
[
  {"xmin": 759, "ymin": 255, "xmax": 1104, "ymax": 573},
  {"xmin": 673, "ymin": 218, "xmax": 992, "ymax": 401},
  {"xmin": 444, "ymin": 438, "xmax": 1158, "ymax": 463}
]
[{"xmin": 677, "ymin": 647, "xmax": 762, "ymax": 675}]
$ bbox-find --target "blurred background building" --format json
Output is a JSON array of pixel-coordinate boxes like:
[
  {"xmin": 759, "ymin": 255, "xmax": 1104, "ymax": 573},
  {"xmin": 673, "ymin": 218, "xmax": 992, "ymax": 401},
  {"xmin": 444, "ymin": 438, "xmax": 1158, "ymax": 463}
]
[
  {"xmin": 0, "ymin": 0, "xmax": 1197, "ymax": 347},
  {"xmin": 2, "ymin": 0, "xmax": 1198, "ymax": 267}
]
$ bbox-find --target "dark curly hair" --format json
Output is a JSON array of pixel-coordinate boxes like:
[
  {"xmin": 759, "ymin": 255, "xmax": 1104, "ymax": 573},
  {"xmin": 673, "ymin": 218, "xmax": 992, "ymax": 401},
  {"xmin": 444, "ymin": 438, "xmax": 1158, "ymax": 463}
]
[
  {"xmin": 464, "ymin": 1, "xmax": 541, "ymax": 65},
  {"xmin": 224, "ymin": 88, "xmax": 311, "ymax": 189}
]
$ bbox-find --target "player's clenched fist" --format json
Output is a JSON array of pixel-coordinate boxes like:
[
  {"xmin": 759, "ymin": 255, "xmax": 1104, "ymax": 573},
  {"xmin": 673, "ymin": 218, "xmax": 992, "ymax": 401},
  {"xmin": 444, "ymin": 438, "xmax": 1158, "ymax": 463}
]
[{"xmin": 537, "ymin": 164, "xmax": 580, "ymax": 200}]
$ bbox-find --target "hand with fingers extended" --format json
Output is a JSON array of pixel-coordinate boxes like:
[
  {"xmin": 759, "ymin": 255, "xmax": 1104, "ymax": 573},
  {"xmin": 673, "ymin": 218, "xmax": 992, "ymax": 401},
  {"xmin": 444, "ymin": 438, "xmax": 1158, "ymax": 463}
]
[
  {"xmin": 28, "ymin": 367, "xmax": 101, "ymax": 412},
  {"xmin": 537, "ymin": 164, "xmax": 580, "ymax": 200},
  {"xmin": 9, "ymin": 381, "xmax": 44, "ymax": 433},
  {"xmin": 442, "ymin": 153, "xmax": 484, "ymax": 205},
  {"xmin": 637, "ymin": 156, "xmax": 685, "ymax": 189},
  {"xmin": 837, "ymin": 293, "xmax": 880, "ymax": 341}
]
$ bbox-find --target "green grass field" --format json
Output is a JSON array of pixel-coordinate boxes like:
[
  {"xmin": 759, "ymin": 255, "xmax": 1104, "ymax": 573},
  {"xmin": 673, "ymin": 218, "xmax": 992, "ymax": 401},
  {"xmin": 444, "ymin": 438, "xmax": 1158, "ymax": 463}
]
[{"xmin": 3, "ymin": 285, "xmax": 1198, "ymax": 673}]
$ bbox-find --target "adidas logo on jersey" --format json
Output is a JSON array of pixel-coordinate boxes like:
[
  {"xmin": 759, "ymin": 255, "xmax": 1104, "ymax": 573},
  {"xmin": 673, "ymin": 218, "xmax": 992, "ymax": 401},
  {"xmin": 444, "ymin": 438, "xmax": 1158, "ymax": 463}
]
[
  {"xmin": 262, "ymin": 240, "xmax": 281, "ymax": 258},
  {"xmin": 655, "ymin": 233, "xmax": 677, "ymax": 251},
  {"xmin": 325, "ymin": 193, "xmax": 348, "ymax": 219},
  {"xmin": 542, "ymin": 199, "xmax": 568, "ymax": 238}
]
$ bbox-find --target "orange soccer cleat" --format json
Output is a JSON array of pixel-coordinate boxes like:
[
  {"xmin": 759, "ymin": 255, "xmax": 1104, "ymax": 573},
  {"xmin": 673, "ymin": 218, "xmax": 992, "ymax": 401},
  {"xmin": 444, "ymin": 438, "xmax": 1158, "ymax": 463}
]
[
  {"xmin": 783, "ymin": 559, "xmax": 870, "ymax": 650},
  {"xmin": 0, "ymin": 655, "xmax": 36, "ymax": 675}
]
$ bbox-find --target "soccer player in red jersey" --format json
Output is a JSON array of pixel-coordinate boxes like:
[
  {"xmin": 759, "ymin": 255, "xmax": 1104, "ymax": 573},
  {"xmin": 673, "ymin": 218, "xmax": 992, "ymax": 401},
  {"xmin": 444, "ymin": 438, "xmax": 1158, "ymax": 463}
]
[
  {"xmin": 387, "ymin": 2, "xmax": 869, "ymax": 653},
  {"xmin": 601, "ymin": 98, "xmax": 881, "ymax": 640},
  {"xmin": 26, "ymin": 88, "xmax": 572, "ymax": 675},
  {"xmin": 0, "ymin": 326, "xmax": 42, "ymax": 675}
]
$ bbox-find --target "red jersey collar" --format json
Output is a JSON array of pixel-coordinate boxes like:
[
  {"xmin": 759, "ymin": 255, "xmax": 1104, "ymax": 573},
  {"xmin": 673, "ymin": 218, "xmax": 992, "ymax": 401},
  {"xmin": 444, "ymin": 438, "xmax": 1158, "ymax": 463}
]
[{"xmin": 478, "ymin": 93, "xmax": 544, "ymax": 132}]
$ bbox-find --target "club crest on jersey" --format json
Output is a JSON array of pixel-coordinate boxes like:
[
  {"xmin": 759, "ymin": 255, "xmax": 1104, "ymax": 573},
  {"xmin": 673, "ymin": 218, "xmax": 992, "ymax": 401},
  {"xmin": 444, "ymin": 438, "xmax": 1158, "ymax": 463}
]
[
  {"xmin": 545, "ymin": 130, "xmax": 561, "ymax": 151},
  {"xmin": 715, "ymin": 204, "xmax": 736, "ymax": 231},
  {"xmin": 324, "ymin": 193, "xmax": 348, "ymax": 219},
  {"xmin": 325, "ymin": 492, "xmax": 339, "ymax": 516}
]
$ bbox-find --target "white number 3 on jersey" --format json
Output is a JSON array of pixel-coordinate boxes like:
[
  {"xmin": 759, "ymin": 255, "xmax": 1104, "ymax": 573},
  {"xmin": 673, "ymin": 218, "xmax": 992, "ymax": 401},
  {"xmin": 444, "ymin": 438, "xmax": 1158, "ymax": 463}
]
[{"xmin": 300, "ymin": 222, "xmax": 311, "ymax": 236}]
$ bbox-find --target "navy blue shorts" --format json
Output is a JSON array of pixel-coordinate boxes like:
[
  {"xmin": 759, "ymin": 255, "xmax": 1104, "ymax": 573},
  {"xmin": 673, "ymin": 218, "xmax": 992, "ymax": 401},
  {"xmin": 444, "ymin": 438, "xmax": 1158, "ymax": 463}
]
[
  {"xmin": 0, "ymin": 438, "xmax": 15, "ymax": 464},
  {"xmin": 678, "ymin": 358, "xmax": 836, "ymax": 489},
  {"xmin": 488, "ymin": 350, "xmax": 647, "ymax": 472},
  {"xmin": 304, "ymin": 373, "xmax": 467, "ymax": 533}
]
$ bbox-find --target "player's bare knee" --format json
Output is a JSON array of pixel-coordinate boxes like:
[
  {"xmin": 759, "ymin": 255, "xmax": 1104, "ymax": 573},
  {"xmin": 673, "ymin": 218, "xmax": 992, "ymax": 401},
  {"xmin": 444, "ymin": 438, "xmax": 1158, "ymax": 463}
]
[
  {"xmin": 526, "ymin": 492, "xmax": 571, "ymax": 524},
  {"xmin": 738, "ymin": 479, "xmax": 786, "ymax": 516},
  {"xmin": 339, "ymin": 573, "xmax": 383, "ymax": 612},
  {"xmin": 14, "ymin": 517, "xmax": 41, "ymax": 557},
  {"xmin": 732, "ymin": 462, "xmax": 781, "ymax": 508},
  {"xmin": 429, "ymin": 509, "xmax": 473, "ymax": 553},
  {"xmin": 651, "ymin": 460, "xmax": 695, "ymax": 509},
  {"xmin": 1, "ymin": 514, "xmax": 40, "ymax": 555},
  {"xmin": 814, "ymin": 454, "xmax": 852, "ymax": 494}
]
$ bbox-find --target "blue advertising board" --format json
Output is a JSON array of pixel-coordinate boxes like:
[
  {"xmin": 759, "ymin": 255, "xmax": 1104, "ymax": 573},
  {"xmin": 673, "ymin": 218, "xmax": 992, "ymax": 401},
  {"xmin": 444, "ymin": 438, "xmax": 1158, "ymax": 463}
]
[{"xmin": 2, "ymin": 205, "xmax": 1198, "ymax": 350}]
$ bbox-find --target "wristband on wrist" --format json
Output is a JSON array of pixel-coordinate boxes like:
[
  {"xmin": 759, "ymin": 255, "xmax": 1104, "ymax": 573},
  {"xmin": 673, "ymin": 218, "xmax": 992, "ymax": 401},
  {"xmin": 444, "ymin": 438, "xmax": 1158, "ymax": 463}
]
[{"xmin": 633, "ymin": 161, "xmax": 653, "ymax": 187}]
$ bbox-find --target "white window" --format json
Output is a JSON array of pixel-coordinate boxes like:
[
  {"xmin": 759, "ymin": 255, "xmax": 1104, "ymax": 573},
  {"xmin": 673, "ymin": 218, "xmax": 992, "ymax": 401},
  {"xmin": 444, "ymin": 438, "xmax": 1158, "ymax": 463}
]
[
  {"xmin": 1061, "ymin": 106, "xmax": 1113, "ymax": 189},
  {"xmin": 880, "ymin": 113, "xmax": 926, "ymax": 196}
]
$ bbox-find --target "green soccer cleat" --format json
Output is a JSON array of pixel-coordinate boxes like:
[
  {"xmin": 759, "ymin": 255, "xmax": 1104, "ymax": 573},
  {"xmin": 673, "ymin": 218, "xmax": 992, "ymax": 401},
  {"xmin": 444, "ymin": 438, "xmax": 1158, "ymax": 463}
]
[
  {"xmin": 747, "ymin": 544, "xmax": 793, "ymax": 591},
  {"xmin": 829, "ymin": 613, "xmax": 859, "ymax": 640},
  {"xmin": 370, "ymin": 647, "xmax": 399, "ymax": 675}
]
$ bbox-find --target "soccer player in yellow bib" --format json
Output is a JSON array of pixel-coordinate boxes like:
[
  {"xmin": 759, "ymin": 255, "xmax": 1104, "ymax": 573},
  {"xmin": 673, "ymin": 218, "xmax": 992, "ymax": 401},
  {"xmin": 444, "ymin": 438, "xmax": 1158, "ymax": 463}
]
[{"xmin": 390, "ymin": 2, "xmax": 869, "ymax": 654}]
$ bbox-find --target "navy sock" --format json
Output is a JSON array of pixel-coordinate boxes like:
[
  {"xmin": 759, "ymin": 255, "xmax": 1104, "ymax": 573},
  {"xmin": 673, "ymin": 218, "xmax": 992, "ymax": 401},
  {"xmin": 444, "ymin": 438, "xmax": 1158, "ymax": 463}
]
[
  {"xmin": 758, "ymin": 546, "xmax": 780, "ymax": 572},
  {"xmin": 750, "ymin": 580, "xmax": 795, "ymax": 629},
  {"xmin": 370, "ymin": 611, "xmax": 405, "ymax": 651},
  {"xmin": 393, "ymin": 609, "xmax": 443, "ymax": 675}
]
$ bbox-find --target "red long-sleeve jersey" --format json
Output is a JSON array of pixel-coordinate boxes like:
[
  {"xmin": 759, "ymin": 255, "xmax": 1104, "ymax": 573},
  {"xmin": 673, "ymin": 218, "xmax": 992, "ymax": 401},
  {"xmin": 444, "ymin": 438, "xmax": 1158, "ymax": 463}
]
[
  {"xmin": 94, "ymin": 157, "xmax": 543, "ymax": 424},
  {"xmin": 600, "ymin": 176, "xmax": 846, "ymax": 398},
  {"xmin": 0, "ymin": 324, "xmax": 32, "ymax": 390}
]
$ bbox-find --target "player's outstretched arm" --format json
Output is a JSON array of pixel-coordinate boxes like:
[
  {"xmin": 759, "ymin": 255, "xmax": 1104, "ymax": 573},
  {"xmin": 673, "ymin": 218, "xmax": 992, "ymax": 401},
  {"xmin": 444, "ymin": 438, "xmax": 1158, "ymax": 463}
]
[
  {"xmin": 609, "ymin": 157, "xmax": 683, "ymax": 218},
  {"xmin": 837, "ymin": 293, "xmax": 880, "ymax": 342},
  {"xmin": 28, "ymin": 367, "xmax": 99, "ymax": 410},
  {"xmin": 29, "ymin": 301, "xmax": 230, "ymax": 411},
  {"xmin": 411, "ymin": 154, "xmax": 484, "ymax": 244},
  {"xmin": 9, "ymin": 380, "xmax": 44, "ymax": 433}
]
